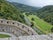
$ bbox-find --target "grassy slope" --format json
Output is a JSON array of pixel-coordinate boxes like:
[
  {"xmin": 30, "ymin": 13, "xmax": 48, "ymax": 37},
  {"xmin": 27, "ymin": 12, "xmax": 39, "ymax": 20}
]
[
  {"xmin": 24, "ymin": 14, "xmax": 53, "ymax": 34},
  {"xmin": 36, "ymin": 5, "xmax": 53, "ymax": 25},
  {"xmin": 0, "ymin": 34, "xmax": 10, "ymax": 38}
]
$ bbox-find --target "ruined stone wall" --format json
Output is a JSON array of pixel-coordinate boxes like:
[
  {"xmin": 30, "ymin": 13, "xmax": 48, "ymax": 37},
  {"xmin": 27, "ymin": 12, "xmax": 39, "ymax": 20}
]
[
  {"xmin": 18, "ymin": 34, "xmax": 53, "ymax": 40},
  {"xmin": 0, "ymin": 19, "xmax": 38, "ymax": 37},
  {"xmin": 0, "ymin": 19, "xmax": 53, "ymax": 40}
]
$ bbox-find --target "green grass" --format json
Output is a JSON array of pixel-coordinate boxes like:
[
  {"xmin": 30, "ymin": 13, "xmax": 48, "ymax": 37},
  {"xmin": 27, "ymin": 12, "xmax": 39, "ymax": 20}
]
[
  {"xmin": 0, "ymin": 34, "xmax": 11, "ymax": 38},
  {"xmin": 24, "ymin": 13, "xmax": 53, "ymax": 34}
]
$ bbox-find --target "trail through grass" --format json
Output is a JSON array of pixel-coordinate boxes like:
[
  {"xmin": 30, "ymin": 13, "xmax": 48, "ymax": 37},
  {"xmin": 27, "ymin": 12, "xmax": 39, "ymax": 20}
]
[
  {"xmin": 28, "ymin": 15, "xmax": 53, "ymax": 34},
  {"xmin": 24, "ymin": 13, "xmax": 53, "ymax": 34}
]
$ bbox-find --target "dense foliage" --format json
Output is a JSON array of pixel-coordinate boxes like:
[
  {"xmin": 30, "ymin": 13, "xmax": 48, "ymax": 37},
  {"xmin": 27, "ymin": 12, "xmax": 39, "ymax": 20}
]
[
  {"xmin": 36, "ymin": 5, "xmax": 53, "ymax": 25},
  {"xmin": 0, "ymin": 0, "xmax": 25, "ymax": 23}
]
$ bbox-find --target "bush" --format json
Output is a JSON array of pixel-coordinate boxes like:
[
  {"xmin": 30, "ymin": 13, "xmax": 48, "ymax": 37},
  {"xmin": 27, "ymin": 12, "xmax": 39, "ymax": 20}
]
[
  {"xmin": 31, "ymin": 18, "xmax": 34, "ymax": 21},
  {"xmin": 51, "ymin": 27, "xmax": 53, "ymax": 32},
  {"xmin": 30, "ymin": 22, "xmax": 34, "ymax": 27}
]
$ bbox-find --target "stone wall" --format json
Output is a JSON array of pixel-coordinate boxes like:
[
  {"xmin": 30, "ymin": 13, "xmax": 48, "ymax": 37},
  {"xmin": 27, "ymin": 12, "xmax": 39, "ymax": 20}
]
[
  {"xmin": 0, "ymin": 38, "xmax": 8, "ymax": 40},
  {"xmin": 0, "ymin": 19, "xmax": 53, "ymax": 40},
  {"xmin": 0, "ymin": 34, "xmax": 53, "ymax": 40},
  {"xmin": 18, "ymin": 34, "xmax": 53, "ymax": 40},
  {"xmin": 0, "ymin": 19, "xmax": 38, "ymax": 37}
]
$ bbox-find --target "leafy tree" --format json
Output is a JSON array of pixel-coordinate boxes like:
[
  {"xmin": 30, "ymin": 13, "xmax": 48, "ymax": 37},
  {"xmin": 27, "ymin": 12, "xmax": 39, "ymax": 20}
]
[{"xmin": 31, "ymin": 18, "xmax": 34, "ymax": 21}]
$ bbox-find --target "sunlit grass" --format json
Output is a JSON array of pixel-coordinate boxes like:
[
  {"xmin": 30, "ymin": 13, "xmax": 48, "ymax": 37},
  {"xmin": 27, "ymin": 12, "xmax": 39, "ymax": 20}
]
[
  {"xmin": 0, "ymin": 34, "xmax": 11, "ymax": 38},
  {"xmin": 27, "ymin": 15, "xmax": 53, "ymax": 34}
]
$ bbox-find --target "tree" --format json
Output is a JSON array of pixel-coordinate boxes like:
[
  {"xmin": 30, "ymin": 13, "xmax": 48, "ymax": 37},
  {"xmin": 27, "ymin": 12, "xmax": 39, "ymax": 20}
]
[{"xmin": 31, "ymin": 18, "xmax": 34, "ymax": 21}]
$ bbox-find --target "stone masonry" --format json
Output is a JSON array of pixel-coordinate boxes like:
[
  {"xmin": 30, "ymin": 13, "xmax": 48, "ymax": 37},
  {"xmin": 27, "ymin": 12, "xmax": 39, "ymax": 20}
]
[
  {"xmin": 0, "ymin": 19, "xmax": 37, "ymax": 37},
  {"xmin": 0, "ymin": 19, "xmax": 53, "ymax": 40}
]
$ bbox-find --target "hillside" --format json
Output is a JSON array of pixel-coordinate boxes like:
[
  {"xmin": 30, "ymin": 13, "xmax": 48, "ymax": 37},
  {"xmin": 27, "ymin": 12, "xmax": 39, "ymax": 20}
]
[
  {"xmin": 10, "ymin": 2, "xmax": 40, "ymax": 12},
  {"xmin": 0, "ymin": 0, "xmax": 25, "ymax": 23},
  {"xmin": 23, "ymin": 13, "xmax": 53, "ymax": 34},
  {"xmin": 36, "ymin": 5, "xmax": 53, "ymax": 25}
]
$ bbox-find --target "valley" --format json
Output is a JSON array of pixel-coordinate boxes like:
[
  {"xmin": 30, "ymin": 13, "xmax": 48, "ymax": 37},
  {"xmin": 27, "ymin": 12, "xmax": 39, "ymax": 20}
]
[
  {"xmin": 23, "ymin": 13, "xmax": 53, "ymax": 34},
  {"xmin": 0, "ymin": 0, "xmax": 53, "ymax": 35}
]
